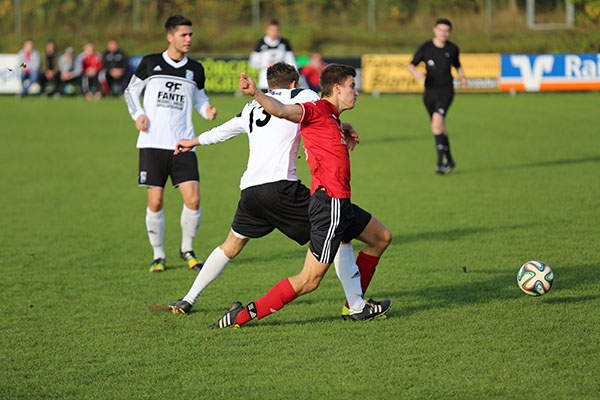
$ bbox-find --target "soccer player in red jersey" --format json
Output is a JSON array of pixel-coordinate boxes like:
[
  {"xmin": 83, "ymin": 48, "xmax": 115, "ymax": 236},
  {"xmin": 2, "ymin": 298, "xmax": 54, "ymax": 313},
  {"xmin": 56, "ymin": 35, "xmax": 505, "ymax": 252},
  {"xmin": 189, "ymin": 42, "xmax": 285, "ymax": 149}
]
[{"xmin": 210, "ymin": 64, "xmax": 393, "ymax": 328}]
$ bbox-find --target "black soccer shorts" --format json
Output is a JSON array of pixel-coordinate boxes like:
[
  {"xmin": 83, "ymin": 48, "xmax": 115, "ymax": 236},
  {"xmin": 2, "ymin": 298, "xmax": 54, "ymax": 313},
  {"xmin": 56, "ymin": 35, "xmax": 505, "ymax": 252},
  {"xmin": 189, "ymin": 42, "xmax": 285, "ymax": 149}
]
[
  {"xmin": 138, "ymin": 148, "xmax": 199, "ymax": 188},
  {"xmin": 424, "ymin": 87, "xmax": 455, "ymax": 118},
  {"xmin": 231, "ymin": 180, "xmax": 312, "ymax": 245},
  {"xmin": 308, "ymin": 189, "xmax": 372, "ymax": 264}
]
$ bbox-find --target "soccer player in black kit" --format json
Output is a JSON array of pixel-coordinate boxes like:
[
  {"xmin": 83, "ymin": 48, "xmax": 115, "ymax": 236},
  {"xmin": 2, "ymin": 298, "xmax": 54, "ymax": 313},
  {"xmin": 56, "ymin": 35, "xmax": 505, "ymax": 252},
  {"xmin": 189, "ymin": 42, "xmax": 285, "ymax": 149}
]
[{"xmin": 408, "ymin": 18, "xmax": 468, "ymax": 174}]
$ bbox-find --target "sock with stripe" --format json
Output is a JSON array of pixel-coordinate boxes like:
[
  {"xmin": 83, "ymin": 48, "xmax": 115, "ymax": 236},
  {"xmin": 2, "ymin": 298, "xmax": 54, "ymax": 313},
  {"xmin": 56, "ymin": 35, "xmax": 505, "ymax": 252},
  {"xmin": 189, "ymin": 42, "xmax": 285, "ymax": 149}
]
[
  {"xmin": 183, "ymin": 246, "xmax": 231, "ymax": 306},
  {"xmin": 334, "ymin": 243, "xmax": 365, "ymax": 313},
  {"xmin": 180, "ymin": 204, "xmax": 201, "ymax": 253},
  {"xmin": 235, "ymin": 278, "xmax": 297, "ymax": 325},
  {"xmin": 146, "ymin": 208, "xmax": 165, "ymax": 260},
  {"xmin": 344, "ymin": 251, "xmax": 380, "ymax": 308}
]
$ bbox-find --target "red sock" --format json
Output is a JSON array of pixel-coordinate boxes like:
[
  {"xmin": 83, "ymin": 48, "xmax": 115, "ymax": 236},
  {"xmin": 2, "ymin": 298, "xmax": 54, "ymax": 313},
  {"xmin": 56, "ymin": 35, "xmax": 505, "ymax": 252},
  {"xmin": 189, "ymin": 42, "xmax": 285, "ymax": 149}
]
[
  {"xmin": 345, "ymin": 251, "xmax": 380, "ymax": 308},
  {"xmin": 235, "ymin": 278, "xmax": 297, "ymax": 325}
]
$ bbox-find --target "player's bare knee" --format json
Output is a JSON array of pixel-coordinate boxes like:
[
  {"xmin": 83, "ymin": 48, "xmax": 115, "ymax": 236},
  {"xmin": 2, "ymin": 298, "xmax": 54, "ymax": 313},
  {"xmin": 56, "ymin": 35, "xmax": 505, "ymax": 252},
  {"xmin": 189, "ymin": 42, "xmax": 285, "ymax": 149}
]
[
  {"xmin": 380, "ymin": 227, "xmax": 392, "ymax": 249},
  {"xmin": 148, "ymin": 199, "xmax": 163, "ymax": 212}
]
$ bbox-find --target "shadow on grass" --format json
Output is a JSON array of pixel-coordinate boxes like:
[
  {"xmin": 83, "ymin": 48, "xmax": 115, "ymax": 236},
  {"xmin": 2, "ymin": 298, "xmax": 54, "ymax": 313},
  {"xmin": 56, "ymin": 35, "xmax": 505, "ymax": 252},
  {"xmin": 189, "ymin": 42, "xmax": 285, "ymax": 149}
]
[
  {"xmin": 463, "ymin": 155, "xmax": 600, "ymax": 174},
  {"xmin": 387, "ymin": 262, "xmax": 600, "ymax": 318},
  {"xmin": 390, "ymin": 223, "xmax": 530, "ymax": 245},
  {"xmin": 361, "ymin": 135, "xmax": 428, "ymax": 145}
]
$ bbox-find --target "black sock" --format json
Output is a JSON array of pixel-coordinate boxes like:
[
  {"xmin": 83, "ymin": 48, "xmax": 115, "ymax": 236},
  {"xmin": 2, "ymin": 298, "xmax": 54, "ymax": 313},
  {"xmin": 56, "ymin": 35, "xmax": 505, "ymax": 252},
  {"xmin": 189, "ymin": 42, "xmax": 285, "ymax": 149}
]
[
  {"xmin": 442, "ymin": 135, "xmax": 454, "ymax": 164},
  {"xmin": 434, "ymin": 135, "xmax": 444, "ymax": 166}
]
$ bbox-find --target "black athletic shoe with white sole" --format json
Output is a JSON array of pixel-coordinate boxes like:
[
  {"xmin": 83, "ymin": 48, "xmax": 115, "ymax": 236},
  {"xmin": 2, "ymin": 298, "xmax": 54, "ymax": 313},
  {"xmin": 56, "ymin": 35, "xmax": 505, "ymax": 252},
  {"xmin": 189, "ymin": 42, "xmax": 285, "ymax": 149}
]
[
  {"xmin": 169, "ymin": 299, "xmax": 192, "ymax": 314},
  {"xmin": 346, "ymin": 298, "xmax": 391, "ymax": 321},
  {"xmin": 209, "ymin": 301, "xmax": 244, "ymax": 329}
]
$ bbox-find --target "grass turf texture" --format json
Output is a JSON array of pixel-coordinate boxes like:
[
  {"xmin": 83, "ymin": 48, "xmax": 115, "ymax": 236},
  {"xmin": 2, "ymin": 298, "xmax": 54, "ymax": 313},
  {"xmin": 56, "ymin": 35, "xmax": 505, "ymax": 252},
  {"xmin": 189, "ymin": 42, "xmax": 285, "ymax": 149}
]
[{"xmin": 1, "ymin": 92, "xmax": 599, "ymax": 399}]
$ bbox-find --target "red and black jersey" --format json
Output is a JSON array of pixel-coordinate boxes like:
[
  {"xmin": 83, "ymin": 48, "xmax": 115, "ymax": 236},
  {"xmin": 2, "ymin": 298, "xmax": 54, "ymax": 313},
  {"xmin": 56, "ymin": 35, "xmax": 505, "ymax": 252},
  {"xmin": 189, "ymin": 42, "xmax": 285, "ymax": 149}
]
[{"xmin": 298, "ymin": 99, "xmax": 351, "ymax": 199}]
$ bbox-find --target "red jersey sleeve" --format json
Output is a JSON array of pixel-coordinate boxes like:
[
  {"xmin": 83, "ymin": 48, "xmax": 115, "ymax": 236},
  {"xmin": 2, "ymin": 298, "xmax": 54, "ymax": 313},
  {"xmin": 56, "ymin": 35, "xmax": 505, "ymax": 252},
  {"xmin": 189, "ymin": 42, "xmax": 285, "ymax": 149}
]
[{"xmin": 298, "ymin": 100, "xmax": 321, "ymax": 124}]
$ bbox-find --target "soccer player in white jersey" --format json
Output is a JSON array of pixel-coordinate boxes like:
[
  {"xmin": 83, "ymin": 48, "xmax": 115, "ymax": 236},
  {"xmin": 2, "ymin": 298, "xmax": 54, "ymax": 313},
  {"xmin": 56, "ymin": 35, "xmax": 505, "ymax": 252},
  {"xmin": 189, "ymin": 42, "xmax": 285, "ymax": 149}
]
[
  {"xmin": 249, "ymin": 18, "xmax": 297, "ymax": 90},
  {"xmin": 124, "ymin": 15, "xmax": 217, "ymax": 273},
  {"xmin": 168, "ymin": 62, "xmax": 365, "ymax": 315}
]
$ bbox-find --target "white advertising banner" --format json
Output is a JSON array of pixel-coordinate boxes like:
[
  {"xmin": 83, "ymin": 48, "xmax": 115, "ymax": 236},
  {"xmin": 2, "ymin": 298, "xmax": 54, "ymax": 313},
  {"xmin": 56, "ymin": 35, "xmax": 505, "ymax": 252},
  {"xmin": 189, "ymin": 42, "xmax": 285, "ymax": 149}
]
[{"xmin": 0, "ymin": 54, "xmax": 22, "ymax": 93}]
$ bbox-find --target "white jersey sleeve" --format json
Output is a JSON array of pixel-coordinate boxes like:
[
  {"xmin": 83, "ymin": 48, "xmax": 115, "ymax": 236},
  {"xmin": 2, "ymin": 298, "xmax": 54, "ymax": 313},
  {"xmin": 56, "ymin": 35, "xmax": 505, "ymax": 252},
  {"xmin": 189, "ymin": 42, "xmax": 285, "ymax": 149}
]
[
  {"xmin": 193, "ymin": 88, "xmax": 211, "ymax": 120},
  {"xmin": 124, "ymin": 74, "xmax": 147, "ymax": 121},
  {"xmin": 197, "ymin": 115, "xmax": 246, "ymax": 146}
]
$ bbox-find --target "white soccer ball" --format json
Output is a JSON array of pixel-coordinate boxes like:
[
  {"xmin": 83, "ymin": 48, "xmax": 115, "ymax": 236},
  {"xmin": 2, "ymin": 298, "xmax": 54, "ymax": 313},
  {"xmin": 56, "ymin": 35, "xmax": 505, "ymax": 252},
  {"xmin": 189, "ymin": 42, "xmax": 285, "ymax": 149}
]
[{"xmin": 517, "ymin": 261, "xmax": 554, "ymax": 296}]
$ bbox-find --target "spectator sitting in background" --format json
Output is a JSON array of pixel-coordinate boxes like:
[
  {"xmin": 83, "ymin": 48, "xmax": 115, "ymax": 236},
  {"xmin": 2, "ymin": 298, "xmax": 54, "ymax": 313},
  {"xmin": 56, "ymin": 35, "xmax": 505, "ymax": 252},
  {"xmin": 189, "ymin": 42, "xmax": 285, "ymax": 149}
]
[
  {"xmin": 16, "ymin": 39, "xmax": 41, "ymax": 97},
  {"xmin": 100, "ymin": 39, "xmax": 129, "ymax": 96},
  {"xmin": 300, "ymin": 53, "xmax": 326, "ymax": 93},
  {"xmin": 249, "ymin": 18, "xmax": 296, "ymax": 90},
  {"xmin": 39, "ymin": 39, "xmax": 60, "ymax": 96},
  {"xmin": 80, "ymin": 42, "xmax": 103, "ymax": 100},
  {"xmin": 58, "ymin": 47, "xmax": 82, "ymax": 96}
]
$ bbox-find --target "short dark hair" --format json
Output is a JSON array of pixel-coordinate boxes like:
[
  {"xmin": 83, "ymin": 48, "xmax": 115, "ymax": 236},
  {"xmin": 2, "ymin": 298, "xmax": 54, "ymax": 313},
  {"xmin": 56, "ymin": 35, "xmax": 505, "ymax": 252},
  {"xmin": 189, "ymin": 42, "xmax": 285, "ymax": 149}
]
[
  {"xmin": 435, "ymin": 18, "xmax": 452, "ymax": 30},
  {"xmin": 319, "ymin": 64, "xmax": 356, "ymax": 97},
  {"xmin": 165, "ymin": 15, "xmax": 192, "ymax": 34},
  {"xmin": 266, "ymin": 62, "xmax": 299, "ymax": 89},
  {"xmin": 266, "ymin": 18, "xmax": 280, "ymax": 27}
]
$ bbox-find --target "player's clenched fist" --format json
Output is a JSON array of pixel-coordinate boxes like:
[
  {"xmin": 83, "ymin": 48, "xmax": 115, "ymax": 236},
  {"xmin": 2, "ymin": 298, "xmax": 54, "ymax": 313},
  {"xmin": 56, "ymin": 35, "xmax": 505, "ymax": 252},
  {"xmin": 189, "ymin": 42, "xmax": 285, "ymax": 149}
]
[
  {"xmin": 239, "ymin": 73, "xmax": 256, "ymax": 96},
  {"xmin": 136, "ymin": 114, "xmax": 148, "ymax": 132},
  {"xmin": 205, "ymin": 104, "xmax": 218, "ymax": 120}
]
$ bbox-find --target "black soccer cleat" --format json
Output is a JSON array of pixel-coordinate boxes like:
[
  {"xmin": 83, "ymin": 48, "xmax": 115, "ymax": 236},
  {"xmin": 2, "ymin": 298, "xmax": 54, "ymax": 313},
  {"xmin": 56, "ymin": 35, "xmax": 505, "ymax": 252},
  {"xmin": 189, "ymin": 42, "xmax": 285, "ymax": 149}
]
[
  {"xmin": 346, "ymin": 298, "xmax": 391, "ymax": 321},
  {"xmin": 445, "ymin": 160, "xmax": 456, "ymax": 173},
  {"xmin": 149, "ymin": 258, "xmax": 166, "ymax": 273},
  {"xmin": 209, "ymin": 301, "xmax": 244, "ymax": 329},
  {"xmin": 169, "ymin": 299, "xmax": 192, "ymax": 315},
  {"xmin": 180, "ymin": 250, "xmax": 204, "ymax": 271},
  {"xmin": 435, "ymin": 164, "xmax": 448, "ymax": 175}
]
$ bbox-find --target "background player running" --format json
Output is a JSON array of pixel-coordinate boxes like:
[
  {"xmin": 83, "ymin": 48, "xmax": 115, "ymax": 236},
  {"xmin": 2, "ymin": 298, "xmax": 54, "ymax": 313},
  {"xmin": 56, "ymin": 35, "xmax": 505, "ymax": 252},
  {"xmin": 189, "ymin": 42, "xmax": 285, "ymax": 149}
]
[
  {"xmin": 407, "ymin": 18, "xmax": 467, "ymax": 174},
  {"xmin": 168, "ymin": 62, "xmax": 365, "ymax": 316},
  {"xmin": 124, "ymin": 15, "xmax": 217, "ymax": 272},
  {"xmin": 210, "ymin": 64, "xmax": 393, "ymax": 328}
]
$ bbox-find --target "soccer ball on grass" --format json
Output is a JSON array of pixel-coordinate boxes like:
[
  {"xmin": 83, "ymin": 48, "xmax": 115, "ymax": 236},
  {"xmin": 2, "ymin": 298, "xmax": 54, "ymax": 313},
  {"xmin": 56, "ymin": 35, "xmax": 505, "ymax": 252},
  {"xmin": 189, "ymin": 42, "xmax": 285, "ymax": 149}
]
[{"xmin": 517, "ymin": 261, "xmax": 553, "ymax": 296}]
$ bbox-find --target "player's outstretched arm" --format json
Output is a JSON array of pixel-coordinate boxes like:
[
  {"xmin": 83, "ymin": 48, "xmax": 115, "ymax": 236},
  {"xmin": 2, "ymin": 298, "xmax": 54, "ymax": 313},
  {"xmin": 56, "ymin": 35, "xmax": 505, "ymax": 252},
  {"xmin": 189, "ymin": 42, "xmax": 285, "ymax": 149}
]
[
  {"xmin": 239, "ymin": 73, "xmax": 302, "ymax": 123},
  {"xmin": 174, "ymin": 138, "xmax": 199, "ymax": 155}
]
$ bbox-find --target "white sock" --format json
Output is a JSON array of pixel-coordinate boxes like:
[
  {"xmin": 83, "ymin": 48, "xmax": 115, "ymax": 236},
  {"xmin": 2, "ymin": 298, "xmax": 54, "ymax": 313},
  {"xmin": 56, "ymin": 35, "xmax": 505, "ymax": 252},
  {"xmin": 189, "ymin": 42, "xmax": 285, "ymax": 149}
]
[
  {"xmin": 183, "ymin": 246, "xmax": 231, "ymax": 305},
  {"xmin": 146, "ymin": 208, "xmax": 165, "ymax": 260},
  {"xmin": 180, "ymin": 204, "xmax": 201, "ymax": 252},
  {"xmin": 334, "ymin": 243, "xmax": 365, "ymax": 313}
]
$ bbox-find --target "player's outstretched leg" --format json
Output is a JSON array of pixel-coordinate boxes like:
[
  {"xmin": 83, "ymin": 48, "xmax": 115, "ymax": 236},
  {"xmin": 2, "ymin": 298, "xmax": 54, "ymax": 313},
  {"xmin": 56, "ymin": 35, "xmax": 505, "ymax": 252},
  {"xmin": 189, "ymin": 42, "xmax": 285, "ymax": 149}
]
[{"xmin": 169, "ymin": 232, "xmax": 247, "ymax": 315}]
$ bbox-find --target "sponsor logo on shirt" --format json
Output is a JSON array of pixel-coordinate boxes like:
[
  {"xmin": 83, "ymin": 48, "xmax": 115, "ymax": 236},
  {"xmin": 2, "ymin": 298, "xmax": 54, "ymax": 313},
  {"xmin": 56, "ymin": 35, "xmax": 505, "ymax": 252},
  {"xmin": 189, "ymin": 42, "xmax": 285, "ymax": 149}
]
[
  {"xmin": 157, "ymin": 81, "xmax": 185, "ymax": 111},
  {"xmin": 153, "ymin": 65, "xmax": 162, "ymax": 71}
]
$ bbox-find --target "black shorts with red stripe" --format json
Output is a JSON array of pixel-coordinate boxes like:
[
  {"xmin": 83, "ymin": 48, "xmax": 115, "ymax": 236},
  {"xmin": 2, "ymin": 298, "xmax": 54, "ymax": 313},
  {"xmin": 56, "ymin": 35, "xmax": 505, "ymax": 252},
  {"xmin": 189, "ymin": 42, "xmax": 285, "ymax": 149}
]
[{"xmin": 308, "ymin": 189, "xmax": 371, "ymax": 264}]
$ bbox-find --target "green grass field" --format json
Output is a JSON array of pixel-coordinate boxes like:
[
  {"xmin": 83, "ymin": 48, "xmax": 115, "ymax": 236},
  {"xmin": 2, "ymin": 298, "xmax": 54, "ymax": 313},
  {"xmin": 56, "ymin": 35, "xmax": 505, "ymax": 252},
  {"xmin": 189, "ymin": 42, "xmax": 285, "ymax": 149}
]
[{"xmin": 1, "ymin": 91, "xmax": 599, "ymax": 399}]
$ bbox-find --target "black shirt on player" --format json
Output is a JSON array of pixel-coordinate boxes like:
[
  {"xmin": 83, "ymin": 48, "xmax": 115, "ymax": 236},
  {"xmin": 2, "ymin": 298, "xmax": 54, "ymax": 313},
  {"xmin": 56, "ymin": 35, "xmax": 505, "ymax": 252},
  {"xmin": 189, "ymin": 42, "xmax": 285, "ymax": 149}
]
[{"xmin": 411, "ymin": 40, "xmax": 461, "ymax": 89}]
